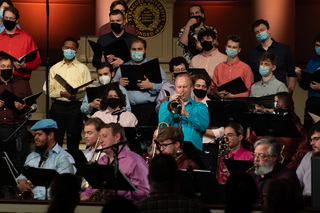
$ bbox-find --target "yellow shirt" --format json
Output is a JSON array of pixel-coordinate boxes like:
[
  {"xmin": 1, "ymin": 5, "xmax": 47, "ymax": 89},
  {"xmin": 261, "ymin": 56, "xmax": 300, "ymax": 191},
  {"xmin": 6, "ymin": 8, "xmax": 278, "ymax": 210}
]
[{"xmin": 43, "ymin": 58, "xmax": 91, "ymax": 102}]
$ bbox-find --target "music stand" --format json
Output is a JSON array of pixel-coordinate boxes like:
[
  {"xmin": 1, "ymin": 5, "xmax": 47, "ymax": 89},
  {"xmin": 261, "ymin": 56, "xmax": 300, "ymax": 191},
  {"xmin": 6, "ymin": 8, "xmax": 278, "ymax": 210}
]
[
  {"xmin": 206, "ymin": 100, "xmax": 250, "ymax": 128},
  {"xmin": 0, "ymin": 156, "xmax": 18, "ymax": 187},
  {"xmin": 74, "ymin": 163, "xmax": 136, "ymax": 201},
  {"xmin": 66, "ymin": 149, "xmax": 88, "ymax": 164},
  {"xmin": 223, "ymin": 159, "xmax": 254, "ymax": 175},
  {"xmin": 178, "ymin": 168, "xmax": 223, "ymax": 204},
  {"xmin": 18, "ymin": 167, "xmax": 59, "ymax": 200},
  {"xmin": 245, "ymin": 113, "xmax": 302, "ymax": 138},
  {"xmin": 183, "ymin": 141, "xmax": 207, "ymax": 170}
]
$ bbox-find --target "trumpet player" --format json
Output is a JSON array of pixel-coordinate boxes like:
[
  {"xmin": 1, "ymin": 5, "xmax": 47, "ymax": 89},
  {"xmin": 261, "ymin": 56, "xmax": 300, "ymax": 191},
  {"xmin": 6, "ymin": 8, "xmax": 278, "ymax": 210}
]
[
  {"xmin": 16, "ymin": 119, "xmax": 74, "ymax": 200},
  {"xmin": 159, "ymin": 74, "xmax": 209, "ymax": 151}
]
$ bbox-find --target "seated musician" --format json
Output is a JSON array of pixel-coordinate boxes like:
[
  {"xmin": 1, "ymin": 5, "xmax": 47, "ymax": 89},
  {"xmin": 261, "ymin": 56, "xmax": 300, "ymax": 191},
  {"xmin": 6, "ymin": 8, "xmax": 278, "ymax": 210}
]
[
  {"xmin": 16, "ymin": 119, "xmax": 74, "ymax": 200},
  {"xmin": 80, "ymin": 123, "xmax": 149, "ymax": 201},
  {"xmin": 155, "ymin": 126, "xmax": 200, "ymax": 170},
  {"xmin": 248, "ymin": 92, "xmax": 310, "ymax": 170}
]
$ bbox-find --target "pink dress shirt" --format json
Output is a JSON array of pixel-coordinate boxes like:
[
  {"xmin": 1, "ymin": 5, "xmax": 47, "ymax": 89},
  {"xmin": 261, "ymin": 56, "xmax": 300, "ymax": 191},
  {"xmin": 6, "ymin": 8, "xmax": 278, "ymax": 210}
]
[{"xmin": 92, "ymin": 108, "xmax": 138, "ymax": 127}]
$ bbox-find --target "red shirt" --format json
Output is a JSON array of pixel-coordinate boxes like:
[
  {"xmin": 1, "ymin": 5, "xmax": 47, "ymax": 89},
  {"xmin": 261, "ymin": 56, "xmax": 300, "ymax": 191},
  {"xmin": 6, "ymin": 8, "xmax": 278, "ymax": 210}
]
[
  {"xmin": 212, "ymin": 58, "xmax": 254, "ymax": 97},
  {"xmin": 0, "ymin": 28, "xmax": 41, "ymax": 79},
  {"xmin": 97, "ymin": 22, "xmax": 137, "ymax": 37},
  {"xmin": 176, "ymin": 153, "xmax": 201, "ymax": 170}
]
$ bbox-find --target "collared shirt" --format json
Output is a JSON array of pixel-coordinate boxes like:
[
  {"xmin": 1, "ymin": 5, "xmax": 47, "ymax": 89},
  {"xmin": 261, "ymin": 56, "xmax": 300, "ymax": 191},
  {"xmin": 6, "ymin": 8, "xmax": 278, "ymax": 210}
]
[
  {"xmin": 296, "ymin": 151, "xmax": 312, "ymax": 196},
  {"xmin": 250, "ymin": 75, "xmax": 288, "ymax": 97},
  {"xmin": 299, "ymin": 56, "xmax": 320, "ymax": 97},
  {"xmin": 247, "ymin": 38, "xmax": 296, "ymax": 85},
  {"xmin": 155, "ymin": 80, "xmax": 175, "ymax": 113},
  {"xmin": 92, "ymin": 108, "xmax": 138, "ymax": 127},
  {"xmin": 0, "ymin": 77, "xmax": 33, "ymax": 125},
  {"xmin": 212, "ymin": 58, "xmax": 254, "ymax": 97},
  {"xmin": 17, "ymin": 144, "xmax": 74, "ymax": 200},
  {"xmin": 92, "ymin": 31, "xmax": 137, "ymax": 67},
  {"xmin": 178, "ymin": 24, "xmax": 218, "ymax": 63},
  {"xmin": 81, "ymin": 145, "xmax": 150, "ymax": 201},
  {"xmin": 0, "ymin": 28, "xmax": 41, "ymax": 79},
  {"xmin": 190, "ymin": 49, "xmax": 227, "ymax": 77},
  {"xmin": 80, "ymin": 82, "xmax": 131, "ymax": 115},
  {"xmin": 113, "ymin": 58, "xmax": 168, "ymax": 105},
  {"xmin": 82, "ymin": 146, "xmax": 106, "ymax": 162},
  {"xmin": 158, "ymin": 97, "xmax": 209, "ymax": 151},
  {"xmin": 136, "ymin": 192, "xmax": 211, "ymax": 213},
  {"xmin": 43, "ymin": 58, "xmax": 91, "ymax": 102},
  {"xmin": 97, "ymin": 22, "xmax": 137, "ymax": 37}
]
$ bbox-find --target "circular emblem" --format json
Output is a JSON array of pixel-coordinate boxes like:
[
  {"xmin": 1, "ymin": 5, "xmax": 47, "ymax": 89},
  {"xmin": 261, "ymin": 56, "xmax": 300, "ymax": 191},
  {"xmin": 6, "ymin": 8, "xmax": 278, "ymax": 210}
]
[{"xmin": 127, "ymin": 0, "xmax": 167, "ymax": 39}]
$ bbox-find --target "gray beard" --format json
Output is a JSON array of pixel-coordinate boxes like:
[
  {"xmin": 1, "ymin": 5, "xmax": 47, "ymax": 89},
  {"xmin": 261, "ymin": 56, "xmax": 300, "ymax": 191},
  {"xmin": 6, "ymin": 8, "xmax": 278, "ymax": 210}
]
[{"xmin": 254, "ymin": 161, "xmax": 274, "ymax": 176}]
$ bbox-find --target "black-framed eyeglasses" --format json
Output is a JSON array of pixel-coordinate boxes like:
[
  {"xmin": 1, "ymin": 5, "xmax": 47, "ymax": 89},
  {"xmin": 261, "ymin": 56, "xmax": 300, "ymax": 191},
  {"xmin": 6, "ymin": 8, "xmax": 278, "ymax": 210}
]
[
  {"xmin": 251, "ymin": 153, "xmax": 273, "ymax": 160},
  {"xmin": 154, "ymin": 139, "xmax": 176, "ymax": 149},
  {"xmin": 311, "ymin": 136, "xmax": 320, "ymax": 142}
]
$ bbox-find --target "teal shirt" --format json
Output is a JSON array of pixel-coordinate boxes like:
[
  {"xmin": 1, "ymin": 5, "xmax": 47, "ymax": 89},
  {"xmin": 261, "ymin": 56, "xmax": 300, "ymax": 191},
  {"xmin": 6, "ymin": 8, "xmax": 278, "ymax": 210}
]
[{"xmin": 158, "ymin": 98, "xmax": 209, "ymax": 150}]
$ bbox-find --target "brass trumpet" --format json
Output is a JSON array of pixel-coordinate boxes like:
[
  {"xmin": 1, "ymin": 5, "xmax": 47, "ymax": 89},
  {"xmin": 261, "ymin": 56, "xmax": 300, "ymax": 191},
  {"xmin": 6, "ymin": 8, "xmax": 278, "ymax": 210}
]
[{"xmin": 167, "ymin": 93, "xmax": 184, "ymax": 114}]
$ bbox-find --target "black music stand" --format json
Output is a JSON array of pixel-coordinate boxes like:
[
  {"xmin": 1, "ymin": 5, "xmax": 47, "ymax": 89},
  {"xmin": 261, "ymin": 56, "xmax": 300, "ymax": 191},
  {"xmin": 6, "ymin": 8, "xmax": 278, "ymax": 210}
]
[
  {"xmin": 18, "ymin": 167, "xmax": 59, "ymax": 200},
  {"xmin": 74, "ymin": 163, "xmax": 136, "ymax": 201},
  {"xmin": 206, "ymin": 100, "xmax": 250, "ymax": 128},
  {"xmin": 66, "ymin": 149, "xmax": 88, "ymax": 163},
  {"xmin": 0, "ymin": 156, "xmax": 18, "ymax": 187},
  {"xmin": 245, "ymin": 113, "xmax": 302, "ymax": 138},
  {"xmin": 239, "ymin": 95, "xmax": 275, "ymax": 111},
  {"xmin": 223, "ymin": 159, "xmax": 254, "ymax": 175},
  {"xmin": 178, "ymin": 168, "xmax": 223, "ymax": 204},
  {"xmin": 183, "ymin": 141, "xmax": 207, "ymax": 170}
]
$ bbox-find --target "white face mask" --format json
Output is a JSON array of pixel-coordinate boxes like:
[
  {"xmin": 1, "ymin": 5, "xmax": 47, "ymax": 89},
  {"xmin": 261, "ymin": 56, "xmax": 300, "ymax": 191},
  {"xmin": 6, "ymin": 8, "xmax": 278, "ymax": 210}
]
[{"xmin": 99, "ymin": 75, "xmax": 111, "ymax": 85}]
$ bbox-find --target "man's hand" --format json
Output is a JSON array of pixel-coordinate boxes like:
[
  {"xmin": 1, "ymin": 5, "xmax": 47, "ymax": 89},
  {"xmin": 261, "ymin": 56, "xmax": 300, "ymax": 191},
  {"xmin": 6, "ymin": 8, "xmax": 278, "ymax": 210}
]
[
  {"xmin": 90, "ymin": 98, "xmax": 102, "ymax": 109},
  {"xmin": 60, "ymin": 91, "xmax": 77, "ymax": 100},
  {"xmin": 13, "ymin": 60, "xmax": 27, "ymax": 70},
  {"xmin": 137, "ymin": 77, "xmax": 153, "ymax": 90},
  {"xmin": 295, "ymin": 66, "xmax": 302, "ymax": 80},
  {"xmin": 0, "ymin": 100, "xmax": 5, "ymax": 107},
  {"xmin": 119, "ymin": 77, "xmax": 129, "ymax": 87},
  {"xmin": 14, "ymin": 101, "xmax": 26, "ymax": 110},
  {"xmin": 161, "ymin": 96, "xmax": 169, "ymax": 103},
  {"xmin": 80, "ymin": 196, "xmax": 89, "ymax": 201},
  {"xmin": 185, "ymin": 18, "xmax": 198, "ymax": 28},
  {"xmin": 224, "ymin": 92, "xmax": 236, "ymax": 99},
  {"xmin": 17, "ymin": 179, "xmax": 32, "ymax": 191},
  {"xmin": 310, "ymin": 81, "xmax": 320, "ymax": 90},
  {"xmin": 214, "ymin": 90, "xmax": 228, "ymax": 99},
  {"xmin": 106, "ymin": 54, "xmax": 114, "ymax": 64},
  {"xmin": 110, "ymin": 56, "xmax": 124, "ymax": 69}
]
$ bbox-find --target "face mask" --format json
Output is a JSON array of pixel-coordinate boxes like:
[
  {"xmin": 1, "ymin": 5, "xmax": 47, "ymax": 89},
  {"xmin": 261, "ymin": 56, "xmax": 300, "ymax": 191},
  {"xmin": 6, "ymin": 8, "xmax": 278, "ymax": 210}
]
[
  {"xmin": 173, "ymin": 71, "xmax": 188, "ymax": 79},
  {"xmin": 107, "ymin": 98, "xmax": 120, "ymax": 109},
  {"xmin": 193, "ymin": 88, "xmax": 207, "ymax": 99},
  {"xmin": 315, "ymin": 47, "xmax": 320, "ymax": 56},
  {"xmin": 190, "ymin": 16, "xmax": 202, "ymax": 28},
  {"xmin": 225, "ymin": 48, "xmax": 238, "ymax": 58},
  {"xmin": 273, "ymin": 108, "xmax": 289, "ymax": 116},
  {"xmin": 259, "ymin": 65, "xmax": 270, "ymax": 77},
  {"xmin": 201, "ymin": 41, "xmax": 213, "ymax": 51},
  {"xmin": 0, "ymin": 9, "xmax": 4, "ymax": 19},
  {"xmin": 111, "ymin": 23, "xmax": 122, "ymax": 35},
  {"xmin": 256, "ymin": 31, "xmax": 269, "ymax": 42},
  {"xmin": 99, "ymin": 75, "xmax": 111, "ymax": 85},
  {"xmin": 63, "ymin": 49, "xmax": 76, "ymax": 60},
  {"xmin": 274, "ymin": 101, "xmax": 278, "ymax": 109},
  {"xmin": 3, "ymin": 20, "xmax": 16, "ymax": 31},
  {"xmin": 0, "ymin": 69, "xmax": 12, "ymax": 80},
  {"xmin": 131, "ymin": 51, "xmax": 144, "ymax": 62}
]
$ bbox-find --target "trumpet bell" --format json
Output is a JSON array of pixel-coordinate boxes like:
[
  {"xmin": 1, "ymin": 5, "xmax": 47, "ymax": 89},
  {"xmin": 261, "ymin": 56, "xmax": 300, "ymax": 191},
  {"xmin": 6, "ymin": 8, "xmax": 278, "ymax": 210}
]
[{"xmin": 168, "ymin": 100, "xmax": 182, "ymax": 114}]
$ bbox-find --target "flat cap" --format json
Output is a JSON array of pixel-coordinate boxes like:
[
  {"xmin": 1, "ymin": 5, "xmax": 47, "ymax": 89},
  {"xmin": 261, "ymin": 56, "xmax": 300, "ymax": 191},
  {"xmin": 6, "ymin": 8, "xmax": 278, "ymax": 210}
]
[{"xmin": 31, "ymin": 119, "xmax": 58, "ymax": 131}]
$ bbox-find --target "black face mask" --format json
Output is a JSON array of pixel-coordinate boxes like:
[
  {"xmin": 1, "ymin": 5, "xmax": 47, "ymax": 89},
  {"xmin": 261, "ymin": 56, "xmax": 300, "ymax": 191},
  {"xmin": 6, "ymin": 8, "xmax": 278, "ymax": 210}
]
[
  {"xmin": 193, "ymin": 88, "xmax": 207, "ymax": 99},
  {"xmin": 190, "ymin": 16, "xmax": 202, "ymax": 28},
  {"xmin": 0, "ymin": 69, "xmax": 12, "ymax": 80},
  {"xmin": 107, "ymin": 98, "xmax": 120, "ymax": 109},
  {"xmin": 3, "ymin": 20, "xmax": 16, "ymax": 31},
  {"xmin": 111, "ymin": 23, "xmax": 122, "ymax": 35},
  {"xmin": 201, "ymin": 41, "xmax": 213, "ymax": 51},
  {"xmin": 274, "ymin": 108, "xmax": 289, "ymax": 116},
  {"xmin": 173, "ymin": 71, "xmax": 188, "ymax": 79}
]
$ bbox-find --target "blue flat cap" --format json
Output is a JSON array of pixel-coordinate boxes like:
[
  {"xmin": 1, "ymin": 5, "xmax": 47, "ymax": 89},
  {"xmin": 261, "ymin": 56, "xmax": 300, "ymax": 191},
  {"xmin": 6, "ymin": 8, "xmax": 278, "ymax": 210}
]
[{"xmin": 31, "ymin": 119, "xmax": 58, "ymax": 131}]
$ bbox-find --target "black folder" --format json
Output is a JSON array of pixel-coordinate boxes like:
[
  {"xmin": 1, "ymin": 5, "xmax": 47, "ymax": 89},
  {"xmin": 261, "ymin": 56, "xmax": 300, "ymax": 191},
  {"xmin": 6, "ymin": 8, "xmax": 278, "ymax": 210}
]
[
  {"xmin": 188, "ymin": 68, "xmax": 211, "ymax": 80},
  {"xmin": 0, "ymin": 89, "xmax": 24, "ymax": 110},
  {"xmin": 300, "ymin": 69, "xmax": 320, "ymax": 90},
  {"xmin": 0, "ymin": 49, "xmax": 38, "ymax": 63},
  {"xmin": 217, "ymin": 77, "xmax": 247, "ymax": 94},
  {"xmin": 89, "ymin": 39, "xmax": 131, "ymax": 62},
  {"xmin": 54, "ymin": 74, "xmax": 94, "ymax": 95},
  {"xmin": 86, "ymin": 83, "xmax": 119, "ymax": 103},
  {"xmin": 223, "ymin": 159, "xmax": 254, "ymax": 175},
  {"xmin": 0, "ymin": 157, "xmax": 18, "ymax": 186},
  {"xmin": 23, "ymin": 91, "xmax": 43, "ymax": 105},
  {"xmin": 74, "ymin": 163, "xmax": 136, "ymax": 191},
  {"xmin": 120, "ymin": 58, "xmax": 162, "ymax": 90}
]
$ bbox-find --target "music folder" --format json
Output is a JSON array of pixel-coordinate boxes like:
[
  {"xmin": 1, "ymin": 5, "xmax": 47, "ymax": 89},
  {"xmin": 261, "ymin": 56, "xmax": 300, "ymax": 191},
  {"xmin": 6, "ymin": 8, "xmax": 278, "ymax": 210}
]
[
  {"xmin": 88, "ymin": 39, "xmax": 131, "ymax": 62},
  {"xmin": 0, "ymin": 49, "xmax": 38, "ymax": 63},
  {"xmin": 245, "ymin": 112, "xmax": 302, "ymax": 138},
  {"xmin": 217, "ymin": 77, "xmax": 247, "ymax": 94},
  {"xmin": 0, "ymin": 157, "xmax": 18, "ymax": 186},
  {"xmin": 120, "ymin": 58, "xmax": 162, "ymax": 90},
  {"xmin": 300, "ymin": 69, "xmax": 320, "ymax": 89},
  {"xmin": 188, "ymin": 68, "xmax": 211, "ymax": 80},
  {"xmin": 86, "ymin": 82, "xmax": 119, "ymax": 103},
  {"xmin": 223, "ymin": 159, "xmax": 254, "ymax": 175},
  {"xmin": 178, "ymin": 169, "xmax": 223, "ymax": 204},
  {"xmin": 17, "ymin": 167, "xmax": 59, "ymax": 187},
  {"xmin": 54, "ymin": 74, "xmax": 94, "ymax": 95},
  {"xmin": 74, "ymin": 163, "xmax": 136, "ymax": 191},
  {"xmin": 23, "ymin": 91, "xmax": 43, "ymax": 105}
]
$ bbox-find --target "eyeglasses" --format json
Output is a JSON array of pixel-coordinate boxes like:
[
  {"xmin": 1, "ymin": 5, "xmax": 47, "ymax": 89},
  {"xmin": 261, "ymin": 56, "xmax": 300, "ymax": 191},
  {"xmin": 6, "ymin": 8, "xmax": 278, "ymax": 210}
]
[
  {"xmin": 173, "ymin": 68, "xmax": 186, "ymax": 72},
  {"xmin": 224, "ymin": 133, "xmax": 238, "ymax": 138},
  {"xmin": 311, "ymin": 137, "xmax": 320, "ymax": 142},
  {"xmin": 154, "ymin": 140, "xmax": 176, "ymax": 149},
  {"xmin": 251, "ymin": 153, "xmax": 273, "ymax": 160}
]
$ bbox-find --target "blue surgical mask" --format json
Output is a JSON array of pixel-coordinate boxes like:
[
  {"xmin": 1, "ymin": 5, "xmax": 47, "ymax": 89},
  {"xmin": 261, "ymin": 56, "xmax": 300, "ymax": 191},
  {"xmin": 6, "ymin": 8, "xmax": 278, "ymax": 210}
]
[
  {"xmin": 274, "ymin": 101, "xmax": 278, "ymax": 109},
  {"xmin": 259, "ymin": 65, "xmax": 270, "ymax": 77},
  {"xmin": 315, "ymin": 47, "xmax": 320, "ymax": 56},
  {"xmin": 131, "ymin": 51, "xmax": 144, "ymax": 62},
  {"xmin": 0, "ymin": 9, "xmax": 4, "ymax": 19},
  {"xmin": 256, "ymin": 31, "xmax": 269, "ymax": 42},
  {"xmin": 225, "ymin": 48, "xmax": 238, "ymax": 57},
  {"xmin": 63, "ymin": 49, "xmax": 76, "ymax": 60}
]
